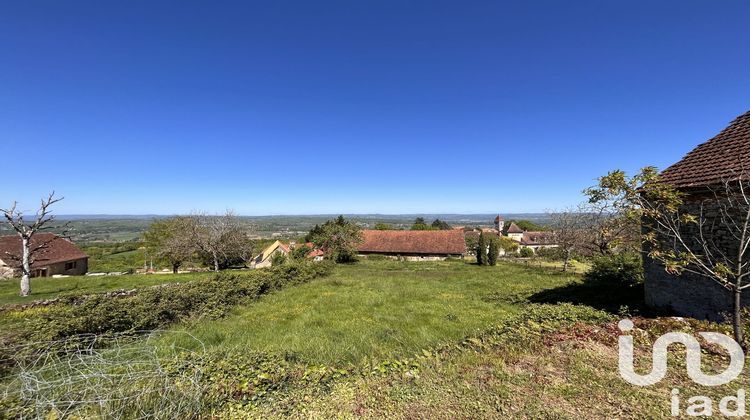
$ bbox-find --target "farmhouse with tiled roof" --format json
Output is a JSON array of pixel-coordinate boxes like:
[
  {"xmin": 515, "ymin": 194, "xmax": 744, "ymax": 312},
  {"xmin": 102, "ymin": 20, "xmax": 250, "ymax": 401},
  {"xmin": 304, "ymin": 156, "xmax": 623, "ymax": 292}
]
[{"xmin": 0, "ymin": 233, "xmax": 88, "ymax": 278}]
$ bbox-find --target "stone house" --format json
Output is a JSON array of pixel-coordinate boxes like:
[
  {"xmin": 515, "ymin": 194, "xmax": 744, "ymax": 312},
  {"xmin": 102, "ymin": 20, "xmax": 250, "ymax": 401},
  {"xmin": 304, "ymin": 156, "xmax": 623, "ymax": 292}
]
[
  {"xmin": 0, "ymin": 233, "xmax": 88, "ymax": 278},
  {"xmin": 357, "ymin": 229, "xmax": 466, "ymax": 260},
  {"xmin": 644, "ymin": 110, "xmax": 750, "ymax": 321}
]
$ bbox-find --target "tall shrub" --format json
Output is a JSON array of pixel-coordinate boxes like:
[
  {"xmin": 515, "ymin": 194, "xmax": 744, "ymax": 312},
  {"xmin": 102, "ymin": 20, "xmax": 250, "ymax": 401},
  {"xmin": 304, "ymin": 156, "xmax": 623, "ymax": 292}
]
[
  {"xmin": 488, "ymin": 239, "xmax": 498, "ymax": 266},
  {"xmin": 476, "ymin": 234, "xmax": 487, "ymax": 266}
]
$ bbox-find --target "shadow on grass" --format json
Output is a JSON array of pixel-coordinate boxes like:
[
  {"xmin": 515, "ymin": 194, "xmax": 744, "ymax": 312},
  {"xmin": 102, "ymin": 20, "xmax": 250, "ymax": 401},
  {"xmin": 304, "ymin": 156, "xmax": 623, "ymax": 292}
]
[{"xmin": 528, "ymin": 277, "xmax": 653, "ymax": 316}]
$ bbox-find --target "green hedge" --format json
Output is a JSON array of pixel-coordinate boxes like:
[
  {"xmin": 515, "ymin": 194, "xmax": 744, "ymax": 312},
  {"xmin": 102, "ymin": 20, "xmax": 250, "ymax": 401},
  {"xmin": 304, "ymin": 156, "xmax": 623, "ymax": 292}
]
[{"xmin": 7, "ymin": 262, "xmax": 334, "ymax": 350}]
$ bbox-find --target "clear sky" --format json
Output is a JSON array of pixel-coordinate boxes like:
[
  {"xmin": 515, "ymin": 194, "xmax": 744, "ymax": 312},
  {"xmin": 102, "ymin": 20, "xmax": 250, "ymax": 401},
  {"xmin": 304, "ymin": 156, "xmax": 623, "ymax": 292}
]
[{"xmin": 2, "ymin": 1, "xmax": 749, "ymax": 215}]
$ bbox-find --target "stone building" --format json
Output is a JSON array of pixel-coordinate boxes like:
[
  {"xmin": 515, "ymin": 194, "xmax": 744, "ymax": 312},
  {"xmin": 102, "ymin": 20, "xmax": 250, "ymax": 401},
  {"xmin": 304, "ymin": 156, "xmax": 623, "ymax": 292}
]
[
  {"xmin": 644, "ymin": 110, "xmax": 750, "ymax": 321},
  {"xmin": 0, "ymin": 233, "xmax": 88, "ymax": 278}
]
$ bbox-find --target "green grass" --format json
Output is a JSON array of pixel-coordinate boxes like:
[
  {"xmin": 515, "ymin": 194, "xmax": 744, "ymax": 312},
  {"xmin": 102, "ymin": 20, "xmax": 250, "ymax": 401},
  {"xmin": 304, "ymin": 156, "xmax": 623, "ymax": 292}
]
[
  {"xmin": 82, "ymin": 242, "xmax": 147, "ymax": 273},
  {"xmin": 169, "ymin": 259, "xmax": 580, "ymax": 364},
  {"xmin": 0, "ymin": 272, "xmax": 215, "ymax": 306}
]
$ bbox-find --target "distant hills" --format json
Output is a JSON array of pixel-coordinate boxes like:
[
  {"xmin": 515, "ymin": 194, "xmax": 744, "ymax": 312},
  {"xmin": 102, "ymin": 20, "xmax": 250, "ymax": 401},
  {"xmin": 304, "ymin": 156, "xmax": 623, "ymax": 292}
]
[{"xmin": 2, "ymin": 214, "xmax": 552, "ymax": 243}]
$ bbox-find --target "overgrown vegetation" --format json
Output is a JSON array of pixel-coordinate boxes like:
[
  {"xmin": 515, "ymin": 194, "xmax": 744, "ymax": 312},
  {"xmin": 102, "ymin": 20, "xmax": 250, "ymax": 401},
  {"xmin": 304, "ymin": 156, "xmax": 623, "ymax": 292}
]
[
  {"xmin": 2, "ymin": 259, "xmax": 744, "ymax": 418},
  {"xmin": 585, "ymin": 252, "xmax": 644, "ymax": 286},
  {"xmin": 0, "ymin": 271, "xmax": 215, "ymax": 306},
  {"xmin": 0, "ymin": 262, "xmax": 334, "ymax": 360}
]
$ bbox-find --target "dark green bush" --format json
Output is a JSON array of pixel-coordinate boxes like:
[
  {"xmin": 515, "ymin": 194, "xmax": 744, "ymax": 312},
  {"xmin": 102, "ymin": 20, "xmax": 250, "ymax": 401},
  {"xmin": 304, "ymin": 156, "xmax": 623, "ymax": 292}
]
[
  {"xmin": 519, "ymin": 247, "xmax": 534, "ymax": 258},
  {"xmin": 585, "ymin": 253, "xmax": 643, "ymax": 286}
]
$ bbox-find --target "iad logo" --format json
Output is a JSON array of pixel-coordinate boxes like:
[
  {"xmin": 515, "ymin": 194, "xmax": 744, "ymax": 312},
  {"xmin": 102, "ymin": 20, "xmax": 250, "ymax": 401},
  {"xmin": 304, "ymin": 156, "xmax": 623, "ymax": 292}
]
[{"xmin": 618, "ymin": 319, "xmax": 746, "ymax": 417}]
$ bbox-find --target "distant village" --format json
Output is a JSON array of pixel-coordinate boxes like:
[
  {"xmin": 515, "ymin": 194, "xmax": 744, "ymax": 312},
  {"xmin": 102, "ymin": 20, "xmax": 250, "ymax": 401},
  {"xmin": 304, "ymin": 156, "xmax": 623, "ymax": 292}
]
[{"xmin": 0, "ymin": 214, "xmax": 558, "ymax": 279}]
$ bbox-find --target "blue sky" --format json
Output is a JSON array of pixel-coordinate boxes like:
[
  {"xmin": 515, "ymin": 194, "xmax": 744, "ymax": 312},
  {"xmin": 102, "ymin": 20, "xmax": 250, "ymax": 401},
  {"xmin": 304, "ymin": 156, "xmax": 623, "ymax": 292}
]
[{"xmin": 2, "ymin": 1, "xmax": 749, "ymax": 215}]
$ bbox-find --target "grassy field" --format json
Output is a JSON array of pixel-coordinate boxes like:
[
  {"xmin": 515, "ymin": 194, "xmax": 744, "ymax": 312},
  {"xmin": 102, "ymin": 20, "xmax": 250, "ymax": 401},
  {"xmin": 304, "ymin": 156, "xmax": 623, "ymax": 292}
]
[
  {"xmin": 81, "ymin": 242, "xmax": 147, "ymax": 273},
  {"xmin": 0, "ymin": 271, "xmax": 215, "ymax": 305},
  {"xmin": 169, "ymin": 259, "xmax": 580, "ymax": 364},
  {"xmin": 2, "ymin": 258, "xmax": 743, "ymax": 419}
]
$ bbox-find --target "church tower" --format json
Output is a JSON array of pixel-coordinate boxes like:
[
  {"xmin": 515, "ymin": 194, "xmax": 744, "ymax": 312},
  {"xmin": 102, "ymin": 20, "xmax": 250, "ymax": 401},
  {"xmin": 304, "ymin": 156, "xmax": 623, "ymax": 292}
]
[{"xmin": 494, "ymin": 215, "xmax": 505, "ymax": 232}]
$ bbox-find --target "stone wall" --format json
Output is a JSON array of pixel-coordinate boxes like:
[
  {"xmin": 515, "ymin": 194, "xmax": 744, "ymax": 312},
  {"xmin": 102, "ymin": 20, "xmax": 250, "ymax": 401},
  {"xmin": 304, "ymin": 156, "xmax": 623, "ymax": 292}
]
[
  {"xmin": 643, "ymin": 193, "xmax": 745, "ymax": 321},
  {"xmin": 644, "ymin": 259, "xmax": 750, "ymax": 321}
]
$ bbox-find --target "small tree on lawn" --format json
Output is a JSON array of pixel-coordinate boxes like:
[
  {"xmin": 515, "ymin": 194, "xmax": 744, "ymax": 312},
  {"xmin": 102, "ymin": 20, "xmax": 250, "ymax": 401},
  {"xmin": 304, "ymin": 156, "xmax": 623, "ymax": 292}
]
[
  {"xmin": 589, "ymin": 167, "xmax": 750, "ymax": 347},
  {"xmin": 143, "ymin": 216, "xmax": 196, "ymax": 273},
  {"xmin": 548, "ymin": 209, "xmax": 585, "ymax": 272},
  {"xmin": 487, "ymin": 238, "xmax": 498, "ymax": 266},
  {"xmin": 476, "ymin": 233, "xmax": 487, "ymax": 266},
  {"xmin": 1, "ymin": 192, "xmax": 67, "ymax": 297}
]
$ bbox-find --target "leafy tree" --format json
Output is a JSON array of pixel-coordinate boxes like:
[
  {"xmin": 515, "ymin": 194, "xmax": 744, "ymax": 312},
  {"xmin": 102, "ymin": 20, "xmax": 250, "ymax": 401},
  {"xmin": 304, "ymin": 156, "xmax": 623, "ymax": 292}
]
[
  {"xmin": 308, "ymin": 215, "xmax": 362, "ymax": 263},
  {"xmin": 431, "ymin": 219, "xmax": 452, "ymax": 230},
  {"xmin": 411, "ymin": 217, "xmax": 432, "ymax": 230},
  {"xmin": 519, "ymin": 247, "xmax": 534, "ymax": 258},
  {"xmin": 304, "ymin": 224, "xmax": 324, "ymax": 242},
  {"xmin": 498, "ymin": 236, "xmax": 519, "ymax": 254},
  {"xmin": 374, "ymin": 222, "xmax": 393, "ymax": 230},
  {"xmin": 143, "ymin": 216, "xmax": 196, "ymax": 273},
  {"xmin": 488, "ymin": 239, "xmax": 499, "ymax": 266},
  {"xmin": 291, "ymin": 244, "xmax": 312, "ymax": 260},
  {"xmin": 582, "ymin": 172, "xmax": 642, "ymax": 255},
  {"xmin": 476, "ymin": 233, "xmax": 487, "ymax": 265}
]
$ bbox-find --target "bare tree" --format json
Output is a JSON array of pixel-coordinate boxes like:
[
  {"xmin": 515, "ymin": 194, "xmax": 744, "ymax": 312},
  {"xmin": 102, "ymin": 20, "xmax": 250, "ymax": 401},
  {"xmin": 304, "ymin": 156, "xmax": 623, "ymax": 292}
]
[
  {"xmin": 548, "ymin": 209, "xmax": 586, "ymax": 272},
  {"xmin": 190, "ymin": 211, "xmax": 253, "ymax": 272},
  {"xmin": 1, "ymin": 192, "xmax": 66, "ymax": 296}
]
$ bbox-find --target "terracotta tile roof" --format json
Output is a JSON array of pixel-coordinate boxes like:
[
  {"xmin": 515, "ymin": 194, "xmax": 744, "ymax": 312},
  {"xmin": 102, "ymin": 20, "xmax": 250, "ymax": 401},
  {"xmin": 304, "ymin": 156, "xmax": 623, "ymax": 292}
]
[
  {"xmin": 659, "ymin": 110, "xmax": 750, "ymax": 188},
  {"xmin": 308, "ymin": 249, "xmax": 325, "ymax": 258},
  {"xmin": 507, "ymin": 223, "xmax": 524, "ymax": 234},
  {"xmin": 358, "ymin": 230, "xmax": 466, "ymax": 255},
  {"xmin": 520, "ymin": 231, "xmax": 554, "ymax": 246},
  {"xmin": 494, "ymin": 215, "xmax": 504, "ymax": 222},
  {"xmin": 0, "ymin": 233, "xmax": 88, "ymax": 268}
]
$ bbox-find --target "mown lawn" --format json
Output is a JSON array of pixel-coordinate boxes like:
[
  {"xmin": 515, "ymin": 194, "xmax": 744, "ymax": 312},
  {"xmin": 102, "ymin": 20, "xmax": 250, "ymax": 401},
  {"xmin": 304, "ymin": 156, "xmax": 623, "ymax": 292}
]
[
  {"xmin": 170, "ymin": 259, "xmax": 580, "ymax": 364},
  {"xmin": 0, "ymin": 271, "xmax": 215, "ymax": 306}
]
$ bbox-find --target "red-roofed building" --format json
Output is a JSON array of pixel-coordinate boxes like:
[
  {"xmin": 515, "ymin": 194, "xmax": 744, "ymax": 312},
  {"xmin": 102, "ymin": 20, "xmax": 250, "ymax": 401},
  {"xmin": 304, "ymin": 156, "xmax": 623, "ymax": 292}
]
[
  {"xmin": 0, "ymin": 233, "xmax": 88, "ymax": 278},
  {"xmin": 357, "ymin": 229, "xmax": 466, "ymax": 260}
]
